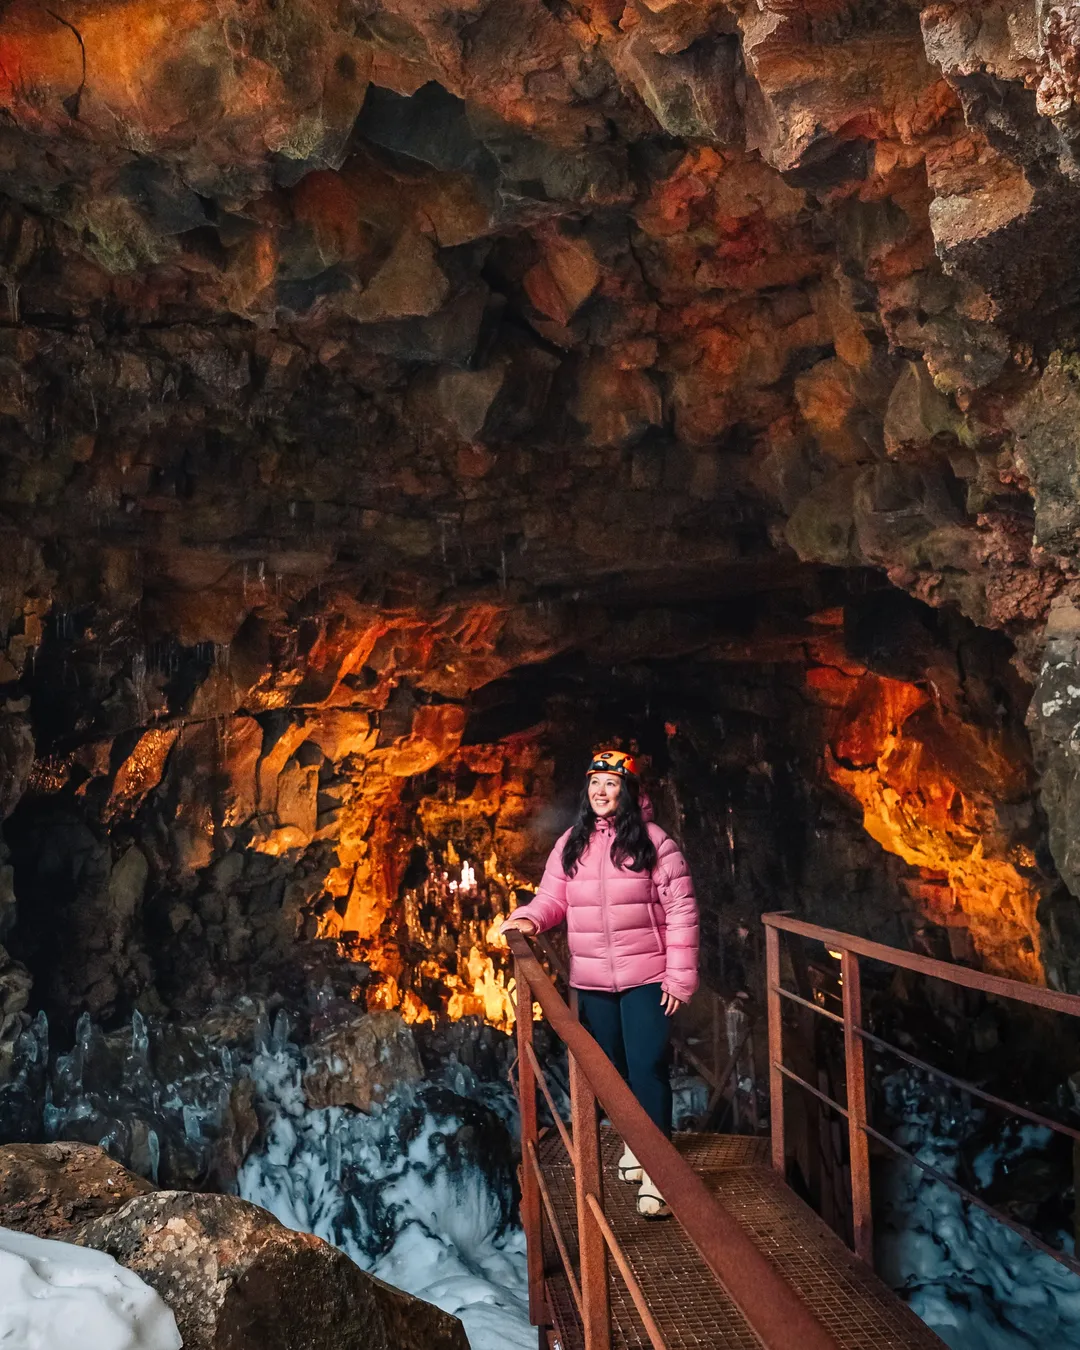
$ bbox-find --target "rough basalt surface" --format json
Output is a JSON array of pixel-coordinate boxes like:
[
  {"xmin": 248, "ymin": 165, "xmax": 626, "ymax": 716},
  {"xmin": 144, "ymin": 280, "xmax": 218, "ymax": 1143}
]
[
  {"xmin": 70, "ymin": 1189, "xmax": 470, "ymax": 1350},
  {"xmin": 0, "ymin": 1139, "xmax": 153, "ymax": 1237},
  {"xmin": 302, "ymin": 1007, "xmax": 423, "ymax": 1109},
  {"xmin": 0, "ymin": 1141, "xmax": 468, "ymax": 1350},
  {"xmin": 1, "ymin": 0, "xmax": 1080, "ymax": 1029}
]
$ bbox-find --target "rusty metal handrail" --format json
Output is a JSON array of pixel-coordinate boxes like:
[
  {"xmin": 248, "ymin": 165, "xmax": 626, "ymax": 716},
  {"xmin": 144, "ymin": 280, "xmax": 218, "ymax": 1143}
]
[
  {"xmin": 526, "ymin": 1139, "xmax": 583, "ymax": 1312},
  {"xmin": 525, "ymin": 1040, "xmax": 574, "ymax": 1159},
  {"xmin": 585, "ymin": 1193, "xmax": 670, "ymax": 1350},
  {"xmin": 763, "ymin": 912, "xmax": 1080, "ymax": 1017},
  {"xmin": 509, "ymin": 929, "xmax": 844, "ymax": 1350},
  {"xmin": 763, "ymin": 910, "xmax": 1080, "ymax": 1276}
]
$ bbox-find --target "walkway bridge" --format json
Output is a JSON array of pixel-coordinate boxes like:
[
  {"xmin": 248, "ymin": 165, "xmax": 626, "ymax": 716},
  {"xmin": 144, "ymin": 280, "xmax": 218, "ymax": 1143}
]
[{"xmin": 507, "ymin": 914, "xmax": 1080, "ymax": 1350}]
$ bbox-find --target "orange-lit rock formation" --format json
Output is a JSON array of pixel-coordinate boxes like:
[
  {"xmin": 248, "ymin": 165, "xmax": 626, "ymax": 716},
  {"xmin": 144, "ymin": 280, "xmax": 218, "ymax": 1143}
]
[
  {"xmin": 809, "ymin": 636, "xmax": 1044, "ymax": 980},
  {"xmin": 2, "ymin": 0, "xmax": 1080, "ymax": 1044}
]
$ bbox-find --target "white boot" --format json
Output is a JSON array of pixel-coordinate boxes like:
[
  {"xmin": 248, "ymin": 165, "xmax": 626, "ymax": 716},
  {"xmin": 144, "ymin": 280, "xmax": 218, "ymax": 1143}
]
[
  {"xmin": 617, "ymin": 1146, "xmax": 642, "ymax": 1183},
  {"xmin": 637, "ymin": 1171, "xmax": 670, "ymax": 1219}
]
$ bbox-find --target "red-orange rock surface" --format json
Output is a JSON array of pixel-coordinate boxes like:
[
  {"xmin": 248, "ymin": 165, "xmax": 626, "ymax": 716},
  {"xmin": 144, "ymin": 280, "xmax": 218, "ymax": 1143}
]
[{"xmin": 1, "ymin": 0, "xmax": 1080, "ymax": 1031}]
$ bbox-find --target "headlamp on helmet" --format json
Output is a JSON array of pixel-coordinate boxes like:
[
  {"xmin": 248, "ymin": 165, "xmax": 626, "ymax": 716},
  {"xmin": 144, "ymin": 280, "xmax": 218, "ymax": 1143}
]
[{"xmin": 586, "ymin": 749, "xmax": 638, "ymax": 779}]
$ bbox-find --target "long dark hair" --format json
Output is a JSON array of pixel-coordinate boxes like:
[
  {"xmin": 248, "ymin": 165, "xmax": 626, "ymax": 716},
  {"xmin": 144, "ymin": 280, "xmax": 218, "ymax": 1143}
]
[{"xmin": 562, "ymin": 774, "xmax": 657, "ymax": 877}]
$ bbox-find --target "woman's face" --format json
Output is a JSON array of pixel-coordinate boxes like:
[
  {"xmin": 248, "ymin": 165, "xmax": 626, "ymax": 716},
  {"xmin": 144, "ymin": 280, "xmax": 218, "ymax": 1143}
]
[{"xmin": 588, "ymin": 773, "xmax": 622, "ymax": 819}]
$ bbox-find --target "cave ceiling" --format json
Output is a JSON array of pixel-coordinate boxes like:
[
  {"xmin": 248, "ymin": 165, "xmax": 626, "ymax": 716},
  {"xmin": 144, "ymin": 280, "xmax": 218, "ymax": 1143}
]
[
  {"xmin": 4, "ymin": 0, "xmax": 1080, "ymax": 1024},
  {"xmin": 0, "ymin": 0, "xmax": 1077, "ymax": 655}
]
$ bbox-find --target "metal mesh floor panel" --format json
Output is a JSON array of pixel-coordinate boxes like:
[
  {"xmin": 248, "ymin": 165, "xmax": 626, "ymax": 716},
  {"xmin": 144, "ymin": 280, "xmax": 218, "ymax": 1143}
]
[{"xmin": 537, "ymin": 1129, "xmax": 944, "ymax": 1350}]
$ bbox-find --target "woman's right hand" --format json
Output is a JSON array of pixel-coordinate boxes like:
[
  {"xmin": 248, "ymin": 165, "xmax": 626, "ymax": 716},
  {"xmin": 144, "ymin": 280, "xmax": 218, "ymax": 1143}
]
[{"xmin": 500, "ymin": 914, "xmax": 537, "ymax": 937}]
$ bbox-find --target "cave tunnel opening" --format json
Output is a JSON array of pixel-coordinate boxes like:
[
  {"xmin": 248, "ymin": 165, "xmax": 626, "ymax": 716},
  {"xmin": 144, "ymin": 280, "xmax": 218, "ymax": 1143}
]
[{"xmin": 8, "ymin": 6, "xmax": 1080, "ymax": 1345}]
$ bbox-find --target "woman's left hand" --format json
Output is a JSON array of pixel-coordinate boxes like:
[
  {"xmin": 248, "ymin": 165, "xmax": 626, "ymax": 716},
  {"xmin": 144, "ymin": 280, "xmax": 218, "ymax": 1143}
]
[{"xmin": 660, "ymin": 990, "xmax": 682, "ymax": 1016}]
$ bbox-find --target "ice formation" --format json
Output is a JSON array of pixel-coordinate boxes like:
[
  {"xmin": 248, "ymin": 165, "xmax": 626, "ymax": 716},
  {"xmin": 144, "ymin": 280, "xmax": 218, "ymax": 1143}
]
[
  {"xmin": 0, "ymin": 1224, "xmax": 182, "ymax": 1350},
  {"xmin": 878, "ymin": 1072, "xmax": 1080, "ymax": 1350},
  {"xmin": 237, "ymin": 1019, "xmax": 535, "ymax": 1350},
  {"xmin": 0, "ymin": 1000, "xmax": 715, "ymax": 1350}
]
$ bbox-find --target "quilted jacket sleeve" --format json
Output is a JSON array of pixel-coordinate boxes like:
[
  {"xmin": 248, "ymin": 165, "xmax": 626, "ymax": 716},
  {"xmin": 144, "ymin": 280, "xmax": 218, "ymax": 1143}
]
[
  {"xmin": 654, "ymin": 834, "xmax": 699, "ymax": 1002},
  {"xmin": 509, "ymin": 831, "xmax": 571, "ymax": 934}
]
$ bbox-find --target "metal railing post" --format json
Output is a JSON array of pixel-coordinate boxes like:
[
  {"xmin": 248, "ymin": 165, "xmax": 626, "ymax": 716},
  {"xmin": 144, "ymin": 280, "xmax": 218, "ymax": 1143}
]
[
  {"xmin": 766, "ymin": 921, "xmax": 785, "ymax": 1174},
  {"xmin": 569, "ymin": 1048, "xmax": 611, "ymax": 1350},
  {"xmin": 841, "ymin": 949, "xmax": 873, "ymax": 1264},
  {"xmin": 515, "ymin": 959, "xmax": 547, "ymax": 1325}
]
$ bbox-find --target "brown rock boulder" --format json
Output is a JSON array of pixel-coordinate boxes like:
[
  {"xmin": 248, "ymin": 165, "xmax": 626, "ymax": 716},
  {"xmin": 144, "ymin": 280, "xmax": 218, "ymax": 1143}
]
[
  {"xmin": 72, "ymin": 1191, "xmax": 468, "ymax": 1350},
  {"xmin": 0, "ymin": 1141, "xmax": 153, "ymax": 1238},
  {"xmin": 303, "ymin": 1010, "xmax": 423, "ymax": 1111}
]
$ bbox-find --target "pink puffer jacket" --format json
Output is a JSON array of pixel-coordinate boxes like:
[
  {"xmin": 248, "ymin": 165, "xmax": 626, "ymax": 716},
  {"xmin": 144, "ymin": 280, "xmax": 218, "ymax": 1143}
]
[{"xmin": 512, "ymin": 807, "xmax": 699, "ymax": 1002}]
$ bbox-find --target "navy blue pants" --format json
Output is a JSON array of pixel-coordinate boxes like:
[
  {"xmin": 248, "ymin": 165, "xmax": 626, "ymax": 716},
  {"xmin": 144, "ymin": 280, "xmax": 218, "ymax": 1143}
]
[{"xmin": 576, "ymin": 983, "xmax": 673, "ymax": 1138}]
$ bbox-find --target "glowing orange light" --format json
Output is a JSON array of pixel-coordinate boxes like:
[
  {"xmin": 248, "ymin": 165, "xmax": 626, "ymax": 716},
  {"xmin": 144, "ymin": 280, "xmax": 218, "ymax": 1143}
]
[{"xmin": 810, "ymin": 661, "xmax": 1043, "ymax": 983}]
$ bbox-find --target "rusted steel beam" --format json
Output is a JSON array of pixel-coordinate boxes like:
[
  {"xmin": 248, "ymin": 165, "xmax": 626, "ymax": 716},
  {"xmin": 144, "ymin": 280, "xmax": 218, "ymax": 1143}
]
[
  {"xmin": 841, "ymin": 950, "xmax": 872, "ymax": 1265},
  {"xmin": 762, "ymin": 913, "xmax": 1080, "ymax": 1018},
  {"xmin": 570, "ymin": 1049, "xmax": 611, "ymax": 1350},
  {"xmin": 673, "ymin": 1035, "xmax": 722, "ymax": 1090},
  {"xmin": 586, "ymin": 1193, "xmax": 670, "ymax": 1350},
  {"xmin": 862, "ymin": 1117, "xmax": 1080, "ymax": 1278},
  {"xmin": 525, "ymin": 1040, "xmax": 574, "ymax": 1159},
  {"xmin": 855, "ymin": 1025, "xmax": 1080, "ymax": 1143},
  {"xmin": 766, "ymin": 922, "xmax": 786, "ymax": 1176},
  {"xmin": 514, "ymin": 957, "xmax": 547, "ymax": 1327},
  {"xmin": 508, "ymin": 931, "xmax": 844, "ymax": 1350},
  {"xmin": 527, "ymin": 1140, "xmax": 582, "ymax": 1314},
  {"xmin": 776, "ymin": 1063, "xmax": 849, "ymax": 1117},
  {"xmin": 772, "ymin": 983, "xmax": 845, "ymax": 1026}
]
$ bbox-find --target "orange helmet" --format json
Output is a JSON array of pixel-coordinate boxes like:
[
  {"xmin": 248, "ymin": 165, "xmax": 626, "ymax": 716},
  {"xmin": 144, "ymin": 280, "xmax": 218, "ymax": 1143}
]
[{"xmin": 586, "ymin": 749, "xmax": 638, "ymax": 779}]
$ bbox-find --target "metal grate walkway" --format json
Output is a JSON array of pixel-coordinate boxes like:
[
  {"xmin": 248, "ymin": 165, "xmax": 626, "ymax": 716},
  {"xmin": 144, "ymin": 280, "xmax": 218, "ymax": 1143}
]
[{"xmin": 539, "ymin": 1129, "xmax": 944, "ymax": 1350}]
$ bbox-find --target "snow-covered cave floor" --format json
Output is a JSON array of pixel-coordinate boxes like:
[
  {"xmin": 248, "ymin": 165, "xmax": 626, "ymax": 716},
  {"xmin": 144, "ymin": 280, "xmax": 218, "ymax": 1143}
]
[
  {"xmin": 14, "ymin": 1001, "xmax": 1080, "ymax": 1350},
  {"xmin": 0, "ymin": 1225, "xmax": 182, "ymax": 1350},
  {"xmin": 877, "ymin": 1073, "xmax": 1080, "ymax": 1350},
  {"xmin": 237, "ymin": 1027, "xmax": 536, "ymax": 1350}
]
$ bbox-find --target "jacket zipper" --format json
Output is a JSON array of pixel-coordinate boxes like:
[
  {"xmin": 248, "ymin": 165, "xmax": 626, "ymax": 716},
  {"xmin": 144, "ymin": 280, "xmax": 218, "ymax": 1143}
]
[{"xmin": 599, "ymin": 827, "xmax": 616, "ymax": 989}]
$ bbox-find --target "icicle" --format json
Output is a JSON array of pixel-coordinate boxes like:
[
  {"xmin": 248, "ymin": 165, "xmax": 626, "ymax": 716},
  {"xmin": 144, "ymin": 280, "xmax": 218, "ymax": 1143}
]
[
  {"xmin": 13, "ymin": 1025, "xmax": 38, "ymax": 1066},
  {"xmin": 76, "ymin": 1011, "xmax": 93, "ymax": 1055},
  {"xmin": 726, "ymin": 800, "xmax": 736, "ymax": 885},
  {"xmin": 271, "ymin": 1008, "xmax": 291, "ymax": 1052},
  {"xmin": 725, "ymin": 997, "xmax": 747, "ymax": 1058},
  {"xmin": 183, "ymin": 1104, "xmax": 203, "ymax": 1144},
  {"xmin": 132, "ymin": 648, "xmax": 148, "ymax": 722},
  {"xmin": 131, "ymin": 1009, "xmax": 149, "ymax": 1060},
  {"xmin": 147, "ymin": 1129, "xmax": 160, "ymax": 1186}
]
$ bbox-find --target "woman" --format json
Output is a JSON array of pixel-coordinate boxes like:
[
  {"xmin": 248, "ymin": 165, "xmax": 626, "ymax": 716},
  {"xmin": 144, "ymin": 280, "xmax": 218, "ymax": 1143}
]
[{"xmin": 501, "ymin": 749, "xmax": 699, "ymax": 1218}]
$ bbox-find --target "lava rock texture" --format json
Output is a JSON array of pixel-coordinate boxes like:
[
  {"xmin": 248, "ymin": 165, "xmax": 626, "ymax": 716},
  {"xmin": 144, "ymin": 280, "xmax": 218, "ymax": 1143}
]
[
  {"xmin": 72, "ymin": 1189, "xmax": 470, "ymax": 1350},
  {"xmin": 0, "ymin": 0, "xmax": 1079, "ymax": 1031},
  {"xmin": 0, "ymin": 1139, "xmax": 153, "ymax": 1236},
  {"xmin": 0, "ymin": 1141, "xmax": 468, "ymax": 1350}
]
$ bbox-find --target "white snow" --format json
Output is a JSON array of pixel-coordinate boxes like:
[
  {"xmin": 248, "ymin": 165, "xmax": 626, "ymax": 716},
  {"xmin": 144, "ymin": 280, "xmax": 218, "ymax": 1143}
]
[
  {"xmin": 237, "ymin": 1032, "xmax": 534, "ymax": 1350},
  {"xmin": 877, "ymin": 1073, "xmax": 1080, "ymax": 1349},
  {"xmin": 7, "ymin": 1003, "xmax": 707, "ymax": 1350},
  {"xmin": 0, "ymin": 1225, "xmax": 182, "ymax": 1350}
]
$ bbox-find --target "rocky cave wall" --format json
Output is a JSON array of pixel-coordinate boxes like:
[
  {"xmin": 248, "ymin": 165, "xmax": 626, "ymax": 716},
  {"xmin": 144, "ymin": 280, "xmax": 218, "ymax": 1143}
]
[{"xmin": 0, "ymin": 0, "xmax": 1080, "ymax": 1064}]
